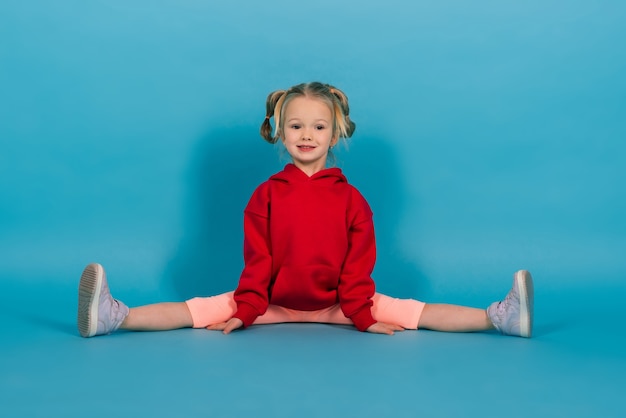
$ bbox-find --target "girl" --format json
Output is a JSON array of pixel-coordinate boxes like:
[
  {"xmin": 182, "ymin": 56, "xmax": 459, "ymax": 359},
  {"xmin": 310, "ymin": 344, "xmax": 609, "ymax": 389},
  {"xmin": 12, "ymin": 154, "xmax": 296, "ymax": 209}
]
[{"xmin": 77, "ymin": 82, "xmax": 533, "ymax": 338}]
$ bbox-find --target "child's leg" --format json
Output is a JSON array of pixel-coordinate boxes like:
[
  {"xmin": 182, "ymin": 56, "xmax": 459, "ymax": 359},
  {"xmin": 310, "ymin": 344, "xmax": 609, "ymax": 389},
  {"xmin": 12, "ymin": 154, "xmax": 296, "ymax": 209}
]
[
  {"xmin": 420, "ymin": 270, "xmax": 534, "ymax": 337},
  {"xmin": 186, "ymin": 292, "xmax": 237, "ymax": 328},
  {"xmin": 78, "ymin": 263, "xmax": 193, "ymax": 337},
  {"xmin": 373, "ymin": 270, "xmax": 533, "ymax": 337},
  {"xmin": 354, "ymin": 294, "xmax": 492, "ymax": 332},
  {"xmin": 418, "ymin": 304, "xmax": 494, "ymax": 332},
  {"xmin": 370, "ymin": 293, "xmax": 425, "ymax": 329},
  {"xmin": 120, "ymin": 302, "xmax": 193, "ymax": 331}
]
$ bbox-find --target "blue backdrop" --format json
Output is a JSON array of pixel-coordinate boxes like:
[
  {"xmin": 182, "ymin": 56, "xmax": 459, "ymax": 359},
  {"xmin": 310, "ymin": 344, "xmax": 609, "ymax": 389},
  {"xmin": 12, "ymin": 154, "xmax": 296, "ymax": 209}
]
[{"xmin": 1, "ymin": 0, "xmax": 624, "ymax": 305}]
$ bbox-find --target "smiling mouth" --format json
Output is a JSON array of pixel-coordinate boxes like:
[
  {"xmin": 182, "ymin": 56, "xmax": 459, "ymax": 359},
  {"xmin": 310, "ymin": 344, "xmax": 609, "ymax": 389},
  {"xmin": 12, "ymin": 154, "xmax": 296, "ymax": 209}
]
[{"xmin": 297, "ymin": 145, "xmax": 316, "ymax": 150}]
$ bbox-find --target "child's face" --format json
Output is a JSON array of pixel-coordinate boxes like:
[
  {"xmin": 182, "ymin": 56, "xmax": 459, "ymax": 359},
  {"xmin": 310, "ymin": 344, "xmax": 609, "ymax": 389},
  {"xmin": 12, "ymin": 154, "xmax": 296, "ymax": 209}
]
[{"xmin": 281, "ymin": 96, "xmax": 336, "ymax": 176}]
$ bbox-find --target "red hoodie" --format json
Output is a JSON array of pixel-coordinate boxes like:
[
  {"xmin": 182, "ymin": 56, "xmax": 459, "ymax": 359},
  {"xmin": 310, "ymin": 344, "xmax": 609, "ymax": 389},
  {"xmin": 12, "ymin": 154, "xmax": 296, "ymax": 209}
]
[{"xmin": 233, "ymin": 164, "xmax": 377, "ymax": 331}]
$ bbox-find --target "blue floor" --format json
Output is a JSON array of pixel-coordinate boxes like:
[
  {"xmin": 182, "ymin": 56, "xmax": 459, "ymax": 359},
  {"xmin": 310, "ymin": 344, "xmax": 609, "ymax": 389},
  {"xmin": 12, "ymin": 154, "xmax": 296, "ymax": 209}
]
[{"xmin": 2, "ymin": 276, "xmax": 624, "ymax": 417}]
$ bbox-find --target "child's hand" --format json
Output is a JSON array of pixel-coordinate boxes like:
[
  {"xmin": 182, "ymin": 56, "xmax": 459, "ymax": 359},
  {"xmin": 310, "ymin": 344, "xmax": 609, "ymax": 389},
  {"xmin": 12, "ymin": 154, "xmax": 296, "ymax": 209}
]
[
  {"xmin": 205, "ymin": 317, "xmax": 244, "ymax": 334},
  {"xmin": 366, "ymin": 322, "xmax": 405, "ymax": 335}
]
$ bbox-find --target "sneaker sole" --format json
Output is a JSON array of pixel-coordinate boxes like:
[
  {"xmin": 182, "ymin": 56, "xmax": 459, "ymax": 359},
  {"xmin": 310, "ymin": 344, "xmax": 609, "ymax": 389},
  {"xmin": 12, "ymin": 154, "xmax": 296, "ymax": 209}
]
[
  {"xmin": 515, "ymin": 270, "xmax": 534, "ymax": 338},
  {"xmin": 77, "ymin": 263, "xmax": 104, "ymax": 338}
]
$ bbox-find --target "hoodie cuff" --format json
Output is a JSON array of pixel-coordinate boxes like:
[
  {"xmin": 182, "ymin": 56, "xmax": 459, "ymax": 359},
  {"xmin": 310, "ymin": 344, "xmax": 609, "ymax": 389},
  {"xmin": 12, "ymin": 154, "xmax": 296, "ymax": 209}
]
[
  {"xmin": 233, "ymin": 302, "xmax": 260, "ymax": 328},
  {"xmin": 350, "ymin": 308, "xmax": 377, "ymax": 332}
]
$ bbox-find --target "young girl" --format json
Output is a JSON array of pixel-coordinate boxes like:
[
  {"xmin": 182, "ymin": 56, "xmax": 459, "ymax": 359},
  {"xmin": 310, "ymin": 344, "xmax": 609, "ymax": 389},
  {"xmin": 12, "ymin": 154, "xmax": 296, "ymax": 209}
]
[{"xmin": 77, "ymin": 82, "xmax": 534, "ymax": 338}]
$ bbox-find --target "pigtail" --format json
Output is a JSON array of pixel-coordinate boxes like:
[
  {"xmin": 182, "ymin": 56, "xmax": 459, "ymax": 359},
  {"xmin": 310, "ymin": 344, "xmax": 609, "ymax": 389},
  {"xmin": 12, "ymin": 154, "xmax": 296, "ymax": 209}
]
[
  {"xmin": 260, "ymin": 90, "xmax": 286, "ymax": 144},
  {"xmin": 328, "ymin": 85, "xmax": 356, "ymax": 138}
]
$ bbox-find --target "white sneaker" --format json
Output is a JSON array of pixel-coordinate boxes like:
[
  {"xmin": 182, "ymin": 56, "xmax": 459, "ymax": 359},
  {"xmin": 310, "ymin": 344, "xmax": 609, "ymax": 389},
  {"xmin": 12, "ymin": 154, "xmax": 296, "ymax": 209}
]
[
  {"xmin": 487, "ymin": 270, "xmax": 534, "ymax": 338},
  {"xmin": 77, "ymin": 263, "xmax": 129, "ymax": 337}
]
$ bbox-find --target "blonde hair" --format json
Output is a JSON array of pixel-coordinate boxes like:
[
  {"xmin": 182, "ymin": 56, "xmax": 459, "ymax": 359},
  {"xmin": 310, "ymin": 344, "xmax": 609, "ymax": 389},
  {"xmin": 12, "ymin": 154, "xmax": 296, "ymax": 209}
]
[{"xmin": 260, "ymin": 82, "xmax": 356, "ymax": 144}]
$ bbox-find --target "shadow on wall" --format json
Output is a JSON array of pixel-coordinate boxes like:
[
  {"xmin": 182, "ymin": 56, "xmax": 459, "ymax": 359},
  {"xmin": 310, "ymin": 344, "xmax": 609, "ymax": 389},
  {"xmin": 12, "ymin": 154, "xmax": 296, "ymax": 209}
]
[
  {"xmin": 164, "ymin": 128, "xmax": 430, "ymax": 301},
  {"xmin": 163, "ymin": 126, "xmax": 281, "ymax": 299}
]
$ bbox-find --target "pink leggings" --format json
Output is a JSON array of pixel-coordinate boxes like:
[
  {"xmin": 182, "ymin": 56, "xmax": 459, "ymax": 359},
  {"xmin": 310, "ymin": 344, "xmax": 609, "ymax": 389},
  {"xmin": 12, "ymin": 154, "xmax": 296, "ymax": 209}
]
[{"xmin": 186, "ymin": 292, "xmax": 426, "ymax": 330}]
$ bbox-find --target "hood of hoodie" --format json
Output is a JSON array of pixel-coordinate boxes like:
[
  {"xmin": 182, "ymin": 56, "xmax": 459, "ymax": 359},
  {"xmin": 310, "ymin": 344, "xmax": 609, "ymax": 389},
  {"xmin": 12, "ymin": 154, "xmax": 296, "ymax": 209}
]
[{"xmin": 269, "ymin": 163, "xmax": 347, "ymax": 185}]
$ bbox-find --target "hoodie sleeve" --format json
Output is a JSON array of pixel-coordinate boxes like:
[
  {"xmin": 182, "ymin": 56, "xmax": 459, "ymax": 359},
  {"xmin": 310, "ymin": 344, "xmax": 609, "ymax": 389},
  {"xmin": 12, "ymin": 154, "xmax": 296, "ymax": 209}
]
[
  {"xmin": 337, "ymin": 188, "xmax": 377, "ymax": 332},
  {"xmin": 233, "ymin": 183, "xmax": 272, "ymax": 327}
]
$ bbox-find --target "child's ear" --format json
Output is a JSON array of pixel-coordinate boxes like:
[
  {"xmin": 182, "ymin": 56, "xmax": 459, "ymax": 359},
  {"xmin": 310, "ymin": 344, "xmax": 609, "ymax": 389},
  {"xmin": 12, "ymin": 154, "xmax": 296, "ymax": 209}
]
[{"xmin": 330, "ymin": 136, "xmax": 338, "ymax": 147}]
